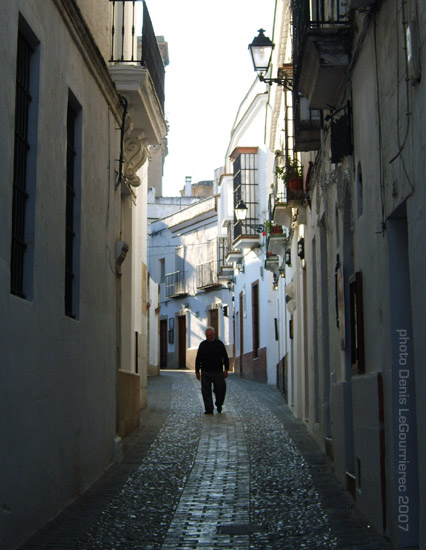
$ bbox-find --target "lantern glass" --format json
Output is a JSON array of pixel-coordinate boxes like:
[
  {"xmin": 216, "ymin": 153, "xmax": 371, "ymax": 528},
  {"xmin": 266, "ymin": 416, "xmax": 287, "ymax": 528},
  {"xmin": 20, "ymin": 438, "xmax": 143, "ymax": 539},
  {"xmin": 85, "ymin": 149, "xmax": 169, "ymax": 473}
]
[
  {"xmin": 235, "ymin": 199, "xmax": 248, "ymax": 221},
  {"xmin": 249, "ymin": 29, "xmax": 274, "ymax": 73},
  {"xmin": 285, "ymin": 249, "xmax": 291, "ymax": 266}
]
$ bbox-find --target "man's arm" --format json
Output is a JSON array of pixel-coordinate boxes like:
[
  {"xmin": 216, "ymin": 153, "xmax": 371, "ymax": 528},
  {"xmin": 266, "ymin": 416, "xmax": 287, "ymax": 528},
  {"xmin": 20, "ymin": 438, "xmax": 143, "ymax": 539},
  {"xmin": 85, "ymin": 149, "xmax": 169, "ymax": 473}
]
[
  {"xmin": 195, "ymin": 342, "xmax": 203, "ymax": 380},
  {"xmin": 221, "ymin": 342, "xmax": 229, "ymax": 370},
  {"xmin": 219, "ymin": 340, "xmax": 229, "ymax": 372}
]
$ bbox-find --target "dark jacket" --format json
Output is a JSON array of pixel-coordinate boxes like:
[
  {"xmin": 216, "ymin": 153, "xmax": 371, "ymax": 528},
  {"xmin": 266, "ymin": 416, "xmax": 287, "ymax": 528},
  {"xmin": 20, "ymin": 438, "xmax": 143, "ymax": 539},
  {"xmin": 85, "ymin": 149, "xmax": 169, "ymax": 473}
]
[{"xmin": 195, "ymin": 338, "xmax": 229, "ymax": 374}]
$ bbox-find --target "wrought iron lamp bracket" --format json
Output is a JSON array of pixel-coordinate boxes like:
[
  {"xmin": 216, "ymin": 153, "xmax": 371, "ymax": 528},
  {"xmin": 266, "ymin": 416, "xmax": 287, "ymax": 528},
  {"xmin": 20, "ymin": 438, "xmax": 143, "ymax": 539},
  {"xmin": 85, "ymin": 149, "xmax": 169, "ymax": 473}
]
[{"xmin": 258, "ymin": 73, "xmax": 293, "ymax": 91}]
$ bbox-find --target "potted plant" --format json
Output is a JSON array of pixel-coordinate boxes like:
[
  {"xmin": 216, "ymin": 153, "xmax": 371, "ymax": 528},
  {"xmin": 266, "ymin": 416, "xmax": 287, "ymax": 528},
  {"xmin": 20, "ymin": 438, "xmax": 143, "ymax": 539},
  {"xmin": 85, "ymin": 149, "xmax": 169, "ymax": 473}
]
[
  {"xmin": 275, "ymin": 157, "xmax": 303, "ymax": 191},
  {"xmin": 287, "ymin": 158, "xmax": 303, "ymax": 191},
  {"xmin": 265, "ymin": 221, "xmax": 283, "ymax": 235},
  {"xmin": 271, "ymin": 224, "xmax": 284, "ymax": 234}
]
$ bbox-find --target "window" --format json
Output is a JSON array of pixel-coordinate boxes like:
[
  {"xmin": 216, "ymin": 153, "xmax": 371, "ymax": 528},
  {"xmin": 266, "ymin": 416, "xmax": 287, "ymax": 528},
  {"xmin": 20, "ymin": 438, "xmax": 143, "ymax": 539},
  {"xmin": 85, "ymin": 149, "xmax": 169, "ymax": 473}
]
[
  {"xmin": 209, "ymin": 308, "xmax": 219, "ymax": 338},
  {"xmin": 356, "ymin": 161, "xmax": 363, "ymax": 218},
  {"xmin": 232, "ymin": 147, "xmax": 259, "ymax": 239},
  {"xmin": 159, "ymin": 258, "xmax": 165, "ymax": 283},
  {"xmin": 252, "ymin": 281, "xmax": 259, "ymax": 358},
  {"xmin": 65, "ymin": 93, "xmax": 82, "ymax": 318},
  {"xmin": 349, "ymin": 271, "xmax": 365, "ymax": 373},
  {"xmin": 10, "ymin": 19, "xmax": 39, "ymax": 298},
  {"xmin": 218, "ymin": 237, "xmax": 229, "ymax": 270}
]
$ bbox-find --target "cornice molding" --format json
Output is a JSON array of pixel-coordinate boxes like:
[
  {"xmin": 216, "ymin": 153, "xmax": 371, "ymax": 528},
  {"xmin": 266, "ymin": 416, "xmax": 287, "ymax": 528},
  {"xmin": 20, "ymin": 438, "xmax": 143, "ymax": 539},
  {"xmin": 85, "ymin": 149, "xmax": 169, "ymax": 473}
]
[
  {"xmin": 52, "ymin": 0, "xmax": 122, "ymax": 122},
  {"xmin": 109, "ymin": 65, "xmax": 168, "ymax": 146}
]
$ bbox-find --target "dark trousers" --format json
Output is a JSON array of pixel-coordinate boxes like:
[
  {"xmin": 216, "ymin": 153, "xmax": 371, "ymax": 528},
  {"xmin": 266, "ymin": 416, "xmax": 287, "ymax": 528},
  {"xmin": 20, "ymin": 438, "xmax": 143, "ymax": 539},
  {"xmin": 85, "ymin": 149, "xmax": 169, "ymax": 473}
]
[{"xmin": 201, "ymin": 371, "xmax": 226, "ymax": 413}]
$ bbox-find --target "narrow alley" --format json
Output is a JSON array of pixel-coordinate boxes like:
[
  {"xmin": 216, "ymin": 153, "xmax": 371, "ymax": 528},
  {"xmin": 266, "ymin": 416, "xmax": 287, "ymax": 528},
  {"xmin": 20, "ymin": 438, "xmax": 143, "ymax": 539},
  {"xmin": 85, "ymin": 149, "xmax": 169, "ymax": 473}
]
[{"xmin": 20, "ymin": 371, "xmax": 390, "ymax": 550}]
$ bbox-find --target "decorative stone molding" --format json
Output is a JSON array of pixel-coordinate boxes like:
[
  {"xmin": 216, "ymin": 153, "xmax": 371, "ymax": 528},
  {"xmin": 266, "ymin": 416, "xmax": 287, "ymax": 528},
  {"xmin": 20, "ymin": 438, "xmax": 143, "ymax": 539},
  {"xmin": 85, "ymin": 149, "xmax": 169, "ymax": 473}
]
[
  {"xmin": 123, "ymin": 136, "xmax": 148, "ymax": 187},
  {"xmin": 122, "ymin": 115, "xmax": 148, "ymax": 187},
  {"xmin": 109, "ymin": 65, "xmax": 167, "ymax": 146}
]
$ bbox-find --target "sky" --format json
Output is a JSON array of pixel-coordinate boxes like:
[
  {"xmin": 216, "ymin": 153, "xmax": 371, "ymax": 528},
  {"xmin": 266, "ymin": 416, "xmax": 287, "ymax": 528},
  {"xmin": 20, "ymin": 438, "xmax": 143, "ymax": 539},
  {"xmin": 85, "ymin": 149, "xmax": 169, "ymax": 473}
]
[{"xmin": 146, "ymin": 0, "xmax": 276, "ymax": 196}]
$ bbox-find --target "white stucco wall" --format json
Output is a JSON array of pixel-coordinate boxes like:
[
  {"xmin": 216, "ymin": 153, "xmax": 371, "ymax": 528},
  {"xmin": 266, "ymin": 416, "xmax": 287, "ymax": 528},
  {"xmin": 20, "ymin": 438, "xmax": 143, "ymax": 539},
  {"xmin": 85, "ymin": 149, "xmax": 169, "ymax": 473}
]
[
  {"xmin": 0, "ymin": 3, "xmax": 122, "ymax": 548},
  {"xmin": 149, "ymin": 197, "xmax": 234, "ymax": 370}
]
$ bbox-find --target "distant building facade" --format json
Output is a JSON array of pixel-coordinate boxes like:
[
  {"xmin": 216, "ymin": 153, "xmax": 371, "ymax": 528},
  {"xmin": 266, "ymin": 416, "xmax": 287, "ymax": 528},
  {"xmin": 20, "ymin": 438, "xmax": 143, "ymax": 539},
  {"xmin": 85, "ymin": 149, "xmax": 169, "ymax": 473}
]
[{"xmin": 149, "ymin": 197, "xmax": 233, "ymax": 370}]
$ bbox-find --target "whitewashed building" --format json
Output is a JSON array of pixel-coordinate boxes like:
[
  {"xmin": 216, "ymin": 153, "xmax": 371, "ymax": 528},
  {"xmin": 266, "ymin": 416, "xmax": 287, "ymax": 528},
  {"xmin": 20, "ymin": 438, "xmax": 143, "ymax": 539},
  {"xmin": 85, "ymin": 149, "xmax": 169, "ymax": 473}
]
[
  {"xmin": 218, "ymin": 79, "xmax": 287, "ymax": 385},
  {"xmin": 149, "ymin": 196, "xmax": 233, "ymax": 369},
  {"xmin": 0, "ymin": 1, "xmax": 166, "ymax": 547},
  {"xmin": 266, "ymin": 0, "xmax": 426, "ymax": 546}
]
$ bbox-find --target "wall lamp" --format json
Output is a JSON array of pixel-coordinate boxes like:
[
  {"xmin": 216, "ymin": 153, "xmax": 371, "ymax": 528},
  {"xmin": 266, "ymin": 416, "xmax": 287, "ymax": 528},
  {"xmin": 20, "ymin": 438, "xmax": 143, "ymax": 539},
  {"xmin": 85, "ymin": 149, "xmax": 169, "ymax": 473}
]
[
  {"xmin": 249, "ymin": 29, "xmax": 293, "ymax": 90},
  {"xmin": 235, "ymin": 200, "xmax": 265, "ymax": 234},
  {"xmin": 297, "ymin": 238, "xmax": 305, "ymax": 260},
  {"xmin": 285, "ymin": 248, "xmax": 291, "ymax": 266},
  {"xmin": 273, "ymin": 274, "xmax": 279, "ymax": 291},
  {"xmin": 226, "ymin": 277, "xmax": 235, "ymax": 291}
]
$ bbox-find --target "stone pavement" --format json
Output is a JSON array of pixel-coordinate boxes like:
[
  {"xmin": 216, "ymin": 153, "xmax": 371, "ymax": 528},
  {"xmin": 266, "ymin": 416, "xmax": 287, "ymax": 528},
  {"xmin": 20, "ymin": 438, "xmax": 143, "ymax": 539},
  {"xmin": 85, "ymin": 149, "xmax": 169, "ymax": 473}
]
[{"xmin": 19, "ymin": 371, "xmax": 391, "ymax": 550}]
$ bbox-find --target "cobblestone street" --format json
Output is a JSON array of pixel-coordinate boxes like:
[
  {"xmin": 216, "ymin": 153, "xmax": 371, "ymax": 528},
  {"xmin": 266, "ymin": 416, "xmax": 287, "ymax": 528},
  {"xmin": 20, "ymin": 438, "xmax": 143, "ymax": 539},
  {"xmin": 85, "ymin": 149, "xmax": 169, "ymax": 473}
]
[{"xmin": 21, "ymin": 372, "xmax": 391, "ymax": 550}]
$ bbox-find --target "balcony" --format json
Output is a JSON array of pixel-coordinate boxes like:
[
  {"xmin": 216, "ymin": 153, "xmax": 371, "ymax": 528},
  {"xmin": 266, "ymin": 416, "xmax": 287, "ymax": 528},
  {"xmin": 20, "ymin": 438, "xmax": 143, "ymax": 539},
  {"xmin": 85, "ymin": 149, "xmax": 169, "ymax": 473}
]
[
  {"xmin": 226, "ymin": 249, "xmax": 243, "ymax": 263},
  {"xmin": 272, "ymin": 201, "xmax": 293, "ymax": 227},
  {"xmin": 293, "ymin": 0, "xmax": 353, "ymax": 110},
  {"xmin": 265, "ymin": 254, "xmax": 280, "ymax": 274},
  {"xmin": 294, "ymin": 94, "xmax": 321, "ymax": 152},
  {"xmin": 265, "ymin": 222, "xmax": 286, "ymax": 256},
  {"xmin": 108, "ymin": 0, "xmax": 167, "ymax": 190},
  {"xmin": 233, "ymin": 226, "xmax": 262, "ymax": 249},
  {"xmin": 272, "ymin": 173, "xmax": 305, "ymax": 222},
  {"xmin": 165, "ymin": 271, "xmax": 187, "ymax": 298},
  {"xmin": 196, "ymin": 261, "xmax": 222, "ymax": 291},
  {"xmin": 109, "ymin": 0, "xmax": 165, "ymax": 111}
]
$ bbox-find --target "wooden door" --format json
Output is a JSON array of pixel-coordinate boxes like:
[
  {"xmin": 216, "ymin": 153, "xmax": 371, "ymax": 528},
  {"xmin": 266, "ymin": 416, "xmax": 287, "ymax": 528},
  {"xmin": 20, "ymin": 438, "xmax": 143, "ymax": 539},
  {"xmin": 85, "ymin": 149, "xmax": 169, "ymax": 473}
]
[
  {"xmin": 239, "ymin": 292, "xmax": 244, "ymax": 374},
  {"xmin": 178, "ymin": 315, "xmax": 186, "ymax": 369},
  {"xmin": 160, "ymin": 319, "xmax": 167, "ymax": 368},
  {"xmin": 209, "ymin": 308, "xmax": 219, "ymax": 338}
]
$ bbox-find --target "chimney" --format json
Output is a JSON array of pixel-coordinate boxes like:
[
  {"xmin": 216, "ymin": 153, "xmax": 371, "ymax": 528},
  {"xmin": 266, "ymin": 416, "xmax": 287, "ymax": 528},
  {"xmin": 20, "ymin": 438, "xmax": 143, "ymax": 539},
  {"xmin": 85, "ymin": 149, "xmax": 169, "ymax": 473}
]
[{"xmin": 185, "ymin": 176, "xmax": 192, "ymax": 197}]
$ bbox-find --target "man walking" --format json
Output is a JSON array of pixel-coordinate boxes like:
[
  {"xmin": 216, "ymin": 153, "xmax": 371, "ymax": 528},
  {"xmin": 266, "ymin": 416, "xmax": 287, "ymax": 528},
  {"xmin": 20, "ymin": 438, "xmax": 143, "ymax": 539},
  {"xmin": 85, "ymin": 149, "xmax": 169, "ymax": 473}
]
[{"xmin": 195, "ymin": 326, "xmax": 229, "ymax": 414}]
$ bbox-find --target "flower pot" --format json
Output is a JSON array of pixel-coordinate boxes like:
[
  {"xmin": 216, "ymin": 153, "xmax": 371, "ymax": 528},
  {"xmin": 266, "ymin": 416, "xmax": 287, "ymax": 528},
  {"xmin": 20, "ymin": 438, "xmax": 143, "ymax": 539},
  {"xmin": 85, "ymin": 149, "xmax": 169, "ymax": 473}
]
[{"xmin": 289, "ymin": 177, "xmax": 303, "ymax": 191}]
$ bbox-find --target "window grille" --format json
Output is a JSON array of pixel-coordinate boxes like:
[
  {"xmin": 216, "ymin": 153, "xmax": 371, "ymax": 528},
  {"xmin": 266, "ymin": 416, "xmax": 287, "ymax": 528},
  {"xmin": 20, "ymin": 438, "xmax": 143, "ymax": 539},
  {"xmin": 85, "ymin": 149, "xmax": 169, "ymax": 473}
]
[
  {"xmin": 65, "ymin": 98, "xmax": 81, "ymax": 318},
  {"xmin": 218, "ymin": 237, "xmax": 229, "ymax": 270},
  {"xmin": 196, "ymin": 260, "xmax": 219, "ymax": 289},
  {"xmin": 233, "ymin": 152, "xmax": 259, "ymax": 239},
  {"xmin": 10, "ymin": 31, "xmax": 34, "ymax": 297},
  {"xmin": 165, "ymin": 271, "xmax": 187, "ymax": 297}
]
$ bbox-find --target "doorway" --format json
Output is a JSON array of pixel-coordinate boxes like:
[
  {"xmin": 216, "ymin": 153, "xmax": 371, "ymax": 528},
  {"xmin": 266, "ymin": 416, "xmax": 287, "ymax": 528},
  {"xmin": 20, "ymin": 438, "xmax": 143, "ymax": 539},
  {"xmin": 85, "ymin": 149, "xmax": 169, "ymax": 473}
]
[
  {"xmin": 160, "ymin": 319, "xmax": 167, "ymax": 368},
  {"xmin": 239, "ymin": 292, "xmax": 244, "ymax": 374},
  {"xmin": 178, "ymin": 315, "xmax": 186, "ymax": 369},
  {"xmin": 209, "ymin": 308, "xmax": 219, "ymax": 337}
]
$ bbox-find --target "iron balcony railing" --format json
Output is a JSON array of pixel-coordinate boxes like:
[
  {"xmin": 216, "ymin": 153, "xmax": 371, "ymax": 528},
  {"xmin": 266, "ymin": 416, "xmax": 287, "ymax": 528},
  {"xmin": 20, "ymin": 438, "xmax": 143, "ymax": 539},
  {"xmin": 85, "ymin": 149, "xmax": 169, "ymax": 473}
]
[
  {"xmin": 292, "ymin": 0, "xmax": 350, "ymax": 76},
  {"xmin": 165, "ymin": 270, "xmax": 187, "ymax": 297},
  {"xmin": 109, "ymin": 0, "xmax": 165, "ymax": 111},
  {"xmin": 218, "ymin": 237, "xmax": 229, "ymax": 271},
  {"xmin": 196, "ymin": 260, "xmax": 220, "ymax": 289}
]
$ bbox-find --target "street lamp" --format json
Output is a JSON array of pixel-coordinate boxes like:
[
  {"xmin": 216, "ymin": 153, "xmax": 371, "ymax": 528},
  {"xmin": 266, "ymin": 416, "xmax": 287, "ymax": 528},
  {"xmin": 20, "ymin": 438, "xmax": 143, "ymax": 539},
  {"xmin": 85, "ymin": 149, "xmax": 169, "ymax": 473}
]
[
  {"xmin": 285, "ymin": 248, "xmax": 291, "ymax": 266},
  {"xmin": 297, "ymin": 238, "xmax": 305, "ymax": 260},
  {"xmin": 249, "ymin": 29, "xmax": 293, "ymax": 90},
  {"xmin": 235, "ymin": 200, "xmax": 265, "ymax": 234}
]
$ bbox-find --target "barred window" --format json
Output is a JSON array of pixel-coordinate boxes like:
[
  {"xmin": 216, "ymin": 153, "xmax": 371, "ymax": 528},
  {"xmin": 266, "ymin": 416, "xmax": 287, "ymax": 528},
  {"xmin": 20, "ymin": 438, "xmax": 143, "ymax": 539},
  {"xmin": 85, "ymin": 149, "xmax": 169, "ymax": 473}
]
[
  {"xmin": 10, "ymin": 21, "xmax": 39, "ymax": 298},
  {"xmin": 65, "ymin": 94, "xmax": 82, "ymax": 318},
  {"xmin": 232, "ymin": 148, "xmax": 259, "ymax": 239}
]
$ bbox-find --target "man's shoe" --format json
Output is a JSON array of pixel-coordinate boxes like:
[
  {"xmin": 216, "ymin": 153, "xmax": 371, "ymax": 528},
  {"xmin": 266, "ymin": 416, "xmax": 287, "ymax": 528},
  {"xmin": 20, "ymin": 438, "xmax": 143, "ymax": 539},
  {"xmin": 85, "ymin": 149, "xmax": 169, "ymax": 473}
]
[
  {"xmin": 204, "ymin": 411, "xmax": 213, "ymax": 414},
  {"xmin": 217, "ymin": 406, "xmax": 222, "ymax": 413}
]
